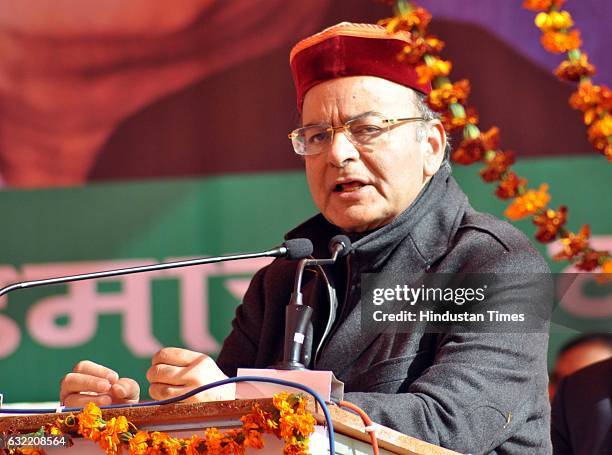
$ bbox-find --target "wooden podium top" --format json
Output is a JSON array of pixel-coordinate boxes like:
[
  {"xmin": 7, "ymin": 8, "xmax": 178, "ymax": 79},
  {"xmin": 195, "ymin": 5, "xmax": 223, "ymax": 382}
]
[{"xmin": 0, "ymin": 399, "xmax": 459, "ymax": 455}]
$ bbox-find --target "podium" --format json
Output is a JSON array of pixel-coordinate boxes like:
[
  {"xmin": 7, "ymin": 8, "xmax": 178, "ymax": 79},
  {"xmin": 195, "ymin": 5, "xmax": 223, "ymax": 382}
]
[{"xmin": 0, "ymin": 399, "xmax": 459, "ymax": 454}]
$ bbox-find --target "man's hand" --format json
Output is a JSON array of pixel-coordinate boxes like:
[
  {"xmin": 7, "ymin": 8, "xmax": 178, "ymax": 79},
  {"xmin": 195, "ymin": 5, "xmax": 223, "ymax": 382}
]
[
  {"xmin": 60, "ymin": 360, "xmax": 140, "ymax": 407},
  {"xmin": 146, "ymin": 347, "xmax": 235, "ymax": 403}
]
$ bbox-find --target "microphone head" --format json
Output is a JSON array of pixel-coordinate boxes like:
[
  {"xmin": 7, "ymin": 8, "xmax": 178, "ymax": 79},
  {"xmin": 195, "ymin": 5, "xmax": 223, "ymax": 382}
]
[
  {"xmin": 329, "ymin": 234, "xmax": 352, "ymax": 258},
  {"xmin": 282, "ymin": 238, "xmax": 314, "ymax": 260}
]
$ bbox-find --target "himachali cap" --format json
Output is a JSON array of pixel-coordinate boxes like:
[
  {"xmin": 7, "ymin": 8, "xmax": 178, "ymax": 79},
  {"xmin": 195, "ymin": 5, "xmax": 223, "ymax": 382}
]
[{"xmin": 290, "ymin": 22, "xmax": 432, "ymax": 112}]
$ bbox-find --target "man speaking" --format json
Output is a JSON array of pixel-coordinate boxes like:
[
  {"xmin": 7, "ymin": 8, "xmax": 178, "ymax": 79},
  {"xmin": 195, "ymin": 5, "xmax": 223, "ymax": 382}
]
[{"xmin": 60, "ymin": 23, "xmax": 552, "ymax": 454}]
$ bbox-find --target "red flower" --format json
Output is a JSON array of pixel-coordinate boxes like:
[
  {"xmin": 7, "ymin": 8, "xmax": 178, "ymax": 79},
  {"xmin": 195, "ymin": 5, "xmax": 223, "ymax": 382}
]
[
  {"xmin": 575, "ymin": 250, "xmax": 607, "ymax": 272},
  {"xmin": 555, "ymin": 53, "xmax": 596, "ymax": 82},
  {"xmin": 553, "ymin": 225, "xmax": 591, "ymax": 261},
  {"xmin": 440, "ymin": 108, "xmax": 479, "ymax": 133},
  {"xmin": 479, "ymin": 150, "xmax": 515, "ymax": 182},
  {"xmin": 587, "ymin": 115, "xmax": 612, "ymax": 160},
  {"xmin": 533, "ymin": 206, "xmax": 567, "ymax": 243},
  {"xmin": 496, "ymin": 172, "xmax": 527, "ymax": 199},
  {"xmin": 523, "ymin": 0, "xmax": 566, "ymax": 12},
  {"xmin": 451, "ymin": 127, "xmax": 500, "ymax": 165},
  {"xmin": 427, "ymin": 80, "xmax": 471, "ymax": 111}
]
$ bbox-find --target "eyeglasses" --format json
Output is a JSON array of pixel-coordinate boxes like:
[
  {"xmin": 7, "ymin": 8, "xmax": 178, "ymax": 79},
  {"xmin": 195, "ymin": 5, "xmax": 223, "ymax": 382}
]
[{"xmin": 288, "ymin": 112, "xmax": 426, "ymax": 156}]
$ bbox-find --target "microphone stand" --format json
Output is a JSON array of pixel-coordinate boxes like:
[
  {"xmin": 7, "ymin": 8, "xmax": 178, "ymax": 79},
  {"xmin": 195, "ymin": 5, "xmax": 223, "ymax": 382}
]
[
  {"xmin": 277, "ymin": 236, "xmax": 351, "ymax": 370},
  {"xmin": 0, "ymin": 241, "xmax": 312, "ymax": 298}
]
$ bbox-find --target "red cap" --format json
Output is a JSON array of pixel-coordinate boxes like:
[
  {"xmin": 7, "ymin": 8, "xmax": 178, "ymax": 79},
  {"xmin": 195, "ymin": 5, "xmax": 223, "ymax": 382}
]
[{"xmin": 290, "ymin": 22, "xmax": 432, "ymax": 112}]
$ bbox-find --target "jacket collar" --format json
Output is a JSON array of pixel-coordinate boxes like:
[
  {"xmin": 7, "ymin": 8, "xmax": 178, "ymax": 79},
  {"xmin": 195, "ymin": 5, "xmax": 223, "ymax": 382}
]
[{"xmin": 286, "ymin": 162, "xmax": 468, "ymax": 270}]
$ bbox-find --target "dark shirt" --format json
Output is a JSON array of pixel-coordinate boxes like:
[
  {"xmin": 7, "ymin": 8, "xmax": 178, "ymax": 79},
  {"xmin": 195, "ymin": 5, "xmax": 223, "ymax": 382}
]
[{"xmin": 551, "ymin": 357, "xmax": 612, "ymax": 454}]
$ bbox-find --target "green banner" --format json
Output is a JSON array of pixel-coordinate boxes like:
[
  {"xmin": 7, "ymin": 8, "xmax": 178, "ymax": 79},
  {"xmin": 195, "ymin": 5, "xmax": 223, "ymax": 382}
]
[{"xmin": 0, "ymin": 156, "xmax": 609, "ymax": 402}]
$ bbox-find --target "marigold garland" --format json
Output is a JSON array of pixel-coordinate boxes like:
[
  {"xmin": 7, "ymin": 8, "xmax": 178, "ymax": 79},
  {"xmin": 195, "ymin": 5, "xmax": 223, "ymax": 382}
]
[
  {"xmin": 378, "ymin": 0, "xmax": 610, "ymax": 274},
  {"xmin": 2, "ymin": 393, "xmax": 316, "ymax": 455},
  {"xmin": 524, "ymin": 0, "xmax": 611, "ymax": 160}
]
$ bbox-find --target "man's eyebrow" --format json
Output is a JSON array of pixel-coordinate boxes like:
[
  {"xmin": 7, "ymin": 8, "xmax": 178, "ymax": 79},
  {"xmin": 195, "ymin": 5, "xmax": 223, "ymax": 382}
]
[{"xmin": 302, "ymin": 111, "xmax": 381, "ymax": 127}]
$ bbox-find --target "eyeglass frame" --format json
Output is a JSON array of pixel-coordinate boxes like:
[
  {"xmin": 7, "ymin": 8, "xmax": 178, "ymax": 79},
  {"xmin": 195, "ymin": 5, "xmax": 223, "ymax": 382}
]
[{"xmin": 287, "ymin": 112, "xmax": 427, "ymax": 156}]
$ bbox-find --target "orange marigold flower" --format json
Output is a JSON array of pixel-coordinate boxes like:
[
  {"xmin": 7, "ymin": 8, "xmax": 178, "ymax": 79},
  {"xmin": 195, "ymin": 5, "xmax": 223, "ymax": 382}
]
[
  {"xmin": 569, "ymin": 82, "xmax": 612, "ymax": 125},
  {"xmin": 452, "ymin": 127, "xmax": 500, "ymax": 165},
  {"xmin": 480, "ymin": 150, "xmax": 515, "ymax": 182},
  {"xmin": 273, "ymin": 392, "xmax": 294, "ymax": 416},
  {"xmin": 128, "ymin": 430, "xmax": 150, "ymax": 455},
  {"xmin": 185, "ymin": 434, "xmax": 207, "ymax": 455},
  {"xmin": 496, "ymin": 172, "xmax": 527, "ymax": 199},
  {"xmin": 594, "ymin": 257, "xmax": 612, "ymax": 283},
  {"xmin": 441, "ymin": 108, "xmax": 479, "ymax": 132},
  {"xmin": 555, "ymin": 54, "xmax": 596, "ymax": 82},
  {"xmin": 45, "ymin": 424, "xmax": 64, "ymax": 436},
  {"xmin": 283, "ymin": 445, "xmax": 309, "ymax": 455},
  {"xmin": 541, "ymin": 29, "xmax": 581, "ymax": 54},
  {"xmin": 569, "ymin": 82, "xmax": 612, "ymax": 112},
  {"xmin": 587, "ymin": 115, "xmax": 612, "ymax": 158},
  {"xmin": 523, "ymin": 0, "xmax": 565, "ymax": 11},
  {"xmin": 378, "ymin": 7, "xmax": 432, "ymax": 35},
  {"xmin": 243, "ymin": 424, "xmax": 264, "ymax": 449},
  {"xmin": 149, "ymin": 431, "xmax": 182, "ymax": 455},
  {"xmin": 425, "ymin": 36, "xmax": 445, "ymax": 53},
  {"xmin": 575, "ymin": 250, "xmax": 608, "ymax": 271},
  {"xmin": 441, "ymin": 111, "xmax": 478, "ymax": 132},
  {"xmin": 18, "ymin": 449, "xmax": 45, "ymax": 455},
  {"xmin": 427, "ymin": 80, "xmax": 471, "ymax": 111},
  {"xmin": 398, "ymin": 35, "xmax": 445, "ymax": 64},
  {"xmin": 504, "ymin": 184, "xmax": 551, "ymax": 221},
  {"xmin": 533, "ymin": 206, "xmax": 567, "ymax": 243},
  {"xmin": 204, "ymin": 428, "xmax": 225, "ymax": 452},
  {"xmin": 98, "ymin": 416, "xmax": 129, "ymax": 455},
  {"xmin": 416, "ymin": 58, "xmax": 452, "ymax": 84},
  {"xmin": 553, "ymin": 225, "xmax": 591, "ymax": 261},
  {"xmin": 77, "ymin": 403, "xmax": 103, "ymax": 441},
  {"xmin": 535, "ymin": 10, "xmax": 573, "ymax": 32}
]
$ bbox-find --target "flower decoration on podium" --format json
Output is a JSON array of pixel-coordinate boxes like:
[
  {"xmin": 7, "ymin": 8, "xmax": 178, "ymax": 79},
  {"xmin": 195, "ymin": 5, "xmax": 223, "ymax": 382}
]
[{"xmin": 5, "ymin": 393, "xmax": 316, "ymax": 455}]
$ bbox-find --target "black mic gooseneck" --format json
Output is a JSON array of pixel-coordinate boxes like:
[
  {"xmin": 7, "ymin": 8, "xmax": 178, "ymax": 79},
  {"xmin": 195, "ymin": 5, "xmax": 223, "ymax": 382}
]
[
  {"xmin": 0, "ymin": 238, "xmax": 313, "ymax": 298},
  {"xmin": 277, "ymin": 235, "xmax": 352, "ymax": 370}
]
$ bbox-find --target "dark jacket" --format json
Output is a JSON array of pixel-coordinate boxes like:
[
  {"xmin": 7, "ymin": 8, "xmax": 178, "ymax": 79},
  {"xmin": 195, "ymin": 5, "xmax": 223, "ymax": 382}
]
[
  {"xmin": 218, "ymin": 163, "xmax": 552, "ymax": 454},
  {"xmin": 551, "ymin": 357, "xmax": 612, "ymax": 454}
]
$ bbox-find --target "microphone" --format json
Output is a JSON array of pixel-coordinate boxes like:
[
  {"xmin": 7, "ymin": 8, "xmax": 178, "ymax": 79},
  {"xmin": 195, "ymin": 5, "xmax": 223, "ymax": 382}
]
[
  {"xmin": 328, "ymin": 235, "xmax": 352, "ymax": 261},
  {"xmin": 0, "ymin": 238, "xmax": 313, "ymax": 298},
  {"xmin": 277, "ymin": 235, "xmax": 353, "ymax": 370},
  {"xmin": 281, "ymin": 238, "xmax": 314, "ymax": 260}
]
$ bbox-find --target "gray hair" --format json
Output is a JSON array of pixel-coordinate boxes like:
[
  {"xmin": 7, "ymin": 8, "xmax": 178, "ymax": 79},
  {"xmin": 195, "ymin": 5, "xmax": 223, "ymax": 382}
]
[{"xmin": 413, "ymin": 91, "xmax": 451, "ymax": 160}]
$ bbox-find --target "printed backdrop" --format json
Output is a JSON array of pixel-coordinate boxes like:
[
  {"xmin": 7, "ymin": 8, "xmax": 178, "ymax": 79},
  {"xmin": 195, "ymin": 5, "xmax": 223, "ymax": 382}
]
[{"xmin": 0, "ymin": 0, "xmax": 610, "ymax": 402}]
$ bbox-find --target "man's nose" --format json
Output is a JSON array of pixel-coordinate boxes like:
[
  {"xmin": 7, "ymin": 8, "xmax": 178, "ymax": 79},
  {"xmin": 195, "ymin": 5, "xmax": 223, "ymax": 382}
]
[{"xmin": 327, "ymin": 128, "xmax": 359, "ymax": 167}]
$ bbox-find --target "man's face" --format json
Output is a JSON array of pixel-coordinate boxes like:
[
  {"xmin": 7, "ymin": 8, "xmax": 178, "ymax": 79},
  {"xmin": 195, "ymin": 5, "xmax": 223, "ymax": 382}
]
[
  {"xmin": 302, "ymin": 76, "xmax": 444, "ymax": 233},
  {"xmin": 549, "ymin": 342, "xmax": 612, "ymax": 399}
]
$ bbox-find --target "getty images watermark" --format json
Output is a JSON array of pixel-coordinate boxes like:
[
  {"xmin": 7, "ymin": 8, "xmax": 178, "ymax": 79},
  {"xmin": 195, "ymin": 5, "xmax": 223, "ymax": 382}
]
[{"xmin": 360, "ymin": 273, "xmax": 570, "ymax": 334}]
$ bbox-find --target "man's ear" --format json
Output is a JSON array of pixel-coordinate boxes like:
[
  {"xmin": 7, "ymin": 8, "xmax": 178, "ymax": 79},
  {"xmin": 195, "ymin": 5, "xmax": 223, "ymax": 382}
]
[{"xmin": 423, "ymin": 120, "xmax": 446, "ymax": 177}]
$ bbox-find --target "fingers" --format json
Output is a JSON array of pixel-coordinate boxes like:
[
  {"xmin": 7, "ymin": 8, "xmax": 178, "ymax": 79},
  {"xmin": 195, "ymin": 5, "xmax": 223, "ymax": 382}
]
[
  {"xmin": 110, "ymin": 378, "xmax": 140, "ymax": 404},
  {"xmin": 147, "ymin": 348, "xmax": 233, "ymax": 403},
  {"xmin": 59, "ymin": 360, "xmax": 137, "ymax": 406},
  {"xmin": 148, "ymin": 383, "xmax": 194, "ymax": 401},
  {"xmin": 146, "ymin": 363, "xmax": 189, "ymax": 386},
  {"xmin": 60, "ymin": 372, "xmax": 112, "ymax": 402},
  {"xmin": 151, "ymin": 347, "xmax": 206, "ymax": 367},
  {"xmin": 62, "ymin": 393, "xmax": 113, "ymax": 408},
  {"xmin": 72, "ymin": 360, "xmax": 119, "ymax": 382},
  {"xmin": 149, "ymin": 382, "xmax": 235, "ymax": 403}
]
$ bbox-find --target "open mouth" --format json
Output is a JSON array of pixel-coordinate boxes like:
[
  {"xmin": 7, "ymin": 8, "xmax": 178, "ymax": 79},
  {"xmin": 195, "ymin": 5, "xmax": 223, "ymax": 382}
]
[{"xmin": 333, "ymin": 181, "xmax": 366, "ymax": 192}]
